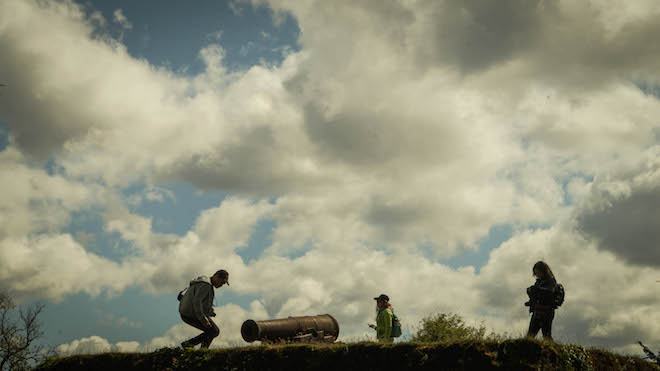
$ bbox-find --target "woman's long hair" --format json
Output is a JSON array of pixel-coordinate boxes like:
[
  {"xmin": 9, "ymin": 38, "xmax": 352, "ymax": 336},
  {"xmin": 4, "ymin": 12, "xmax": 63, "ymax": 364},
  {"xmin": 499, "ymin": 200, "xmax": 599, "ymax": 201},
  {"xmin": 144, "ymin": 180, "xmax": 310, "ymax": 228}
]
[{"xmin": 533, "ymin": 261, "xmax": 555, "ymax": 279}]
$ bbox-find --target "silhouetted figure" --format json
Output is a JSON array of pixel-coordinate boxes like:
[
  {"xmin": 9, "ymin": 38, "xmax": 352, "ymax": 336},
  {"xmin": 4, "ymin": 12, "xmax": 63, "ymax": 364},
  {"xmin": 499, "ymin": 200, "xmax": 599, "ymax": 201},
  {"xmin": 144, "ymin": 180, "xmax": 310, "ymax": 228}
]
[
  {"xmin": 369, "ymin": 294, "xmax": 394, "ymax": 343},
  {"xmin": 178, "ymin": 269, "xmax": 229, "ymax": 349},
  {"xmin": 525, "ymin": 261, "xmax": 558, "ymax": 340}
]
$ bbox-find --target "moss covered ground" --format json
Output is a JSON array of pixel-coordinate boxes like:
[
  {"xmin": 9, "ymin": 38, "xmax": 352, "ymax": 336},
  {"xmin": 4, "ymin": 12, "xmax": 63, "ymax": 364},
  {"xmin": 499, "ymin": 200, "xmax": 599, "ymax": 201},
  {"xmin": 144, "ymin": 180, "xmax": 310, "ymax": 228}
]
[{"xmin": 37, "ymin": 338, "xmax": 659, "ymax": 371}]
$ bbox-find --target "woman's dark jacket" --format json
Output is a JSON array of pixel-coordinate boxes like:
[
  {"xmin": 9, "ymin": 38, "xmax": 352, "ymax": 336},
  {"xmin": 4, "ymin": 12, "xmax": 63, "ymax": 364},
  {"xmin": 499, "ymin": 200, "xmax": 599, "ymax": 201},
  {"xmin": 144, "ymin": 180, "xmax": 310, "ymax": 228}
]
[{"xmin": 528, "ymin": 276, "xmax": 558, "ymax": 310}]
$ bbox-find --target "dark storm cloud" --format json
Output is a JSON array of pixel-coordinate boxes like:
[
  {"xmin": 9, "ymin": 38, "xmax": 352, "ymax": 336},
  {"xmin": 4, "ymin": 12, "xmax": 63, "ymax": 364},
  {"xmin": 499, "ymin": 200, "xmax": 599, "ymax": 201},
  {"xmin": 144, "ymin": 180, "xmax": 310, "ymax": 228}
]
[
  {"xmin": 555, "ymin": 313, "xmax": 651, "ymax": 350},
  {"xmin": 0, "ymin": 32, "xmax": 91, "ymax": 161},
  {"xmin": 162, "ymin": 125, "xmax": 285, "ymax": 193},
  {"xmin": 577, "ymin": 183, "xmax": 660, "ymax": 267},
  {"xmin": 529, "ymin": 6, "xmax": 660, "ymax": 90},
  {"xmin": 411, "ymin": 0, "xmax": 660, "ymax": 90},
  {"xmin": 160, "ymin": 125, "xmax": 331, "ymax": 196},
  {"xmin": 301, "ymin": 102, "xmax": 461, "ymax": 172},
  {"xmin": 417, "ymin": 0, "xmax": 554, "ymax": 73}
]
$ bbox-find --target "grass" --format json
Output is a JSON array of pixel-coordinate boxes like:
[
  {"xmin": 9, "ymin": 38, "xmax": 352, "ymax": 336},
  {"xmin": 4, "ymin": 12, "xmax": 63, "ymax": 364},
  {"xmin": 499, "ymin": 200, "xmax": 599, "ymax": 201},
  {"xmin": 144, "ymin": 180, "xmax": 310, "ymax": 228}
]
[{"xmin": 36, "ymin": 338, "xmax": 660, "ymax": 371}]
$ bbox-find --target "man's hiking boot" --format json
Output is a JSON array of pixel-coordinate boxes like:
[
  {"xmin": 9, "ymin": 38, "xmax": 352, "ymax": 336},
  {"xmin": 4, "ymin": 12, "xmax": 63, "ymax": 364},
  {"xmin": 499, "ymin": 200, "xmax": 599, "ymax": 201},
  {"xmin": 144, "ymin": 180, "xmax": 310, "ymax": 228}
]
[{"xmin": 181, "ymin": 340, "xmax": 195, "ymax": 349}]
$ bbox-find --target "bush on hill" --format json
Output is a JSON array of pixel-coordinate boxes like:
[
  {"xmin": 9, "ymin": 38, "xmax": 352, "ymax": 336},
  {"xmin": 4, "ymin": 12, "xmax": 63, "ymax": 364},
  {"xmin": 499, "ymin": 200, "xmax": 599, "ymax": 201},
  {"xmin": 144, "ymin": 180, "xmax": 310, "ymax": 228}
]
[{"xmin": 411, "ymin": 312, "xmax": 488, "ymax": 342}]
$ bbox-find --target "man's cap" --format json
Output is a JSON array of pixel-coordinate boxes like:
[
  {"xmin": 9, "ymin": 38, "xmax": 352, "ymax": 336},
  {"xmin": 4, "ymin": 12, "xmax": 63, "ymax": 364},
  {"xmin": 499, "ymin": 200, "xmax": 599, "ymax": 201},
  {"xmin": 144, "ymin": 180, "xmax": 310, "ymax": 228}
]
[
  {"xmin": 373, "ymin": 294, "xmax": 389, "ymax": 302},
  {"xmin": 215, "ymin": 269, "xmax": 229, "ymax": 285}
]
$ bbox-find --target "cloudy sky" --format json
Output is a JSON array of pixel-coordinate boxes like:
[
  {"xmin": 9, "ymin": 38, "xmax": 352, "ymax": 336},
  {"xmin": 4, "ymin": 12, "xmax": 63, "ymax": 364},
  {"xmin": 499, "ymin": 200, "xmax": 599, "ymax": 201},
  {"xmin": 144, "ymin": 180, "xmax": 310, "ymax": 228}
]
[{"xmin": 1, "ymin": 0, "xmax": 660, "ymax": 355}]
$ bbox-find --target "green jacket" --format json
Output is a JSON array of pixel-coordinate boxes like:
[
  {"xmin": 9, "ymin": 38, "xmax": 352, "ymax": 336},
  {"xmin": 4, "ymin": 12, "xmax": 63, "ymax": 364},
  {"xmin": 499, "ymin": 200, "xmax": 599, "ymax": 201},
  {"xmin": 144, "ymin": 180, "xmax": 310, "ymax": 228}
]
[{"xmin": 376, "ymin": 307, "xmax": 394, "ymax": 342}]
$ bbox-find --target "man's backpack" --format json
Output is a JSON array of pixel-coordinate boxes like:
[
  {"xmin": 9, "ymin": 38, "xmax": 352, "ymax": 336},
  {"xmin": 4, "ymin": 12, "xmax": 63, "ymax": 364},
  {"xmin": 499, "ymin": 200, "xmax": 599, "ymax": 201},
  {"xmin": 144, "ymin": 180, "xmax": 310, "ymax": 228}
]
[
  {"xmin": 554, "ymin": 283, "xmax": 565, "ymax": 308},
  {"xmin": 391, "ymin": 313, "xmax": 402, "ymax": 338},
  {"xmin": 177, "ymin": 287, "xmax": 188, "ymax": 302}
]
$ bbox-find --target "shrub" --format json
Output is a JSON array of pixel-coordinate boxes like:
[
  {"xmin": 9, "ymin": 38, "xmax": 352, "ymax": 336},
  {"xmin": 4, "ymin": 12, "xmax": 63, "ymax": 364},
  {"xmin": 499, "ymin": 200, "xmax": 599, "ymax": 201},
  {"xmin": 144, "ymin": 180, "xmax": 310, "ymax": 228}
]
[{"xmin": 410, "ymin": 312, "xmax": 487, "ymax": 343}]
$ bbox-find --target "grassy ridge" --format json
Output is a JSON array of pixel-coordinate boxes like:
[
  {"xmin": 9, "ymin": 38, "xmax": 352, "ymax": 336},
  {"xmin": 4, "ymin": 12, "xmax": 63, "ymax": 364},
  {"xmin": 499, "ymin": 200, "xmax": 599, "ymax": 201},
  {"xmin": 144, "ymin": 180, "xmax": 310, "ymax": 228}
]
[{"xmin": 37, "ymin": 339, "xmax": 659, "ymax": 371}]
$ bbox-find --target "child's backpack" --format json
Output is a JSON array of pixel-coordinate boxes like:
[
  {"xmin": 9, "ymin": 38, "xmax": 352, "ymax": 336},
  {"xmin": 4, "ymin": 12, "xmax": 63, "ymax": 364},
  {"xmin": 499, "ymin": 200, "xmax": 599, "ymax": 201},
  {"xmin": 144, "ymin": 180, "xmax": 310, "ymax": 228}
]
[
  {"xmin": 554, "ymin": 283, "xmax": 565, "ymax": 308},
  {"xmin": 391, "ymin": 313, "xmax": 402, "ymax": 338}
]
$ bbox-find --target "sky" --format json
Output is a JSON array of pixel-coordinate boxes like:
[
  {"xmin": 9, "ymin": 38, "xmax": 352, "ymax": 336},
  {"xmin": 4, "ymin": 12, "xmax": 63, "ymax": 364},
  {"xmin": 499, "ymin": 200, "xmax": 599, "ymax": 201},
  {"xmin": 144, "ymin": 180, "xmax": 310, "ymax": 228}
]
[{"xmin": 1, "ymin": 0, "xmax": 660, "ymax": 356}]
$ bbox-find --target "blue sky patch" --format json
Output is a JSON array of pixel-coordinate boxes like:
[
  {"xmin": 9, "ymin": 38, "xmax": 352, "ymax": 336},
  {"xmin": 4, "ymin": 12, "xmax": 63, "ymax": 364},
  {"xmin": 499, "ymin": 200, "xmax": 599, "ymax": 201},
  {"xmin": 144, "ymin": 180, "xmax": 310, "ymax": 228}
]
[
  {"xmin": 442, "ymin": 224, "xmax": 514, "ymax": 273},
  {"xmin": 124, "ymin": 183, "xmax": 227, "ymax": 236},
  {"xmin": 240, "ymin": 218, "xmax": 276, "ymax": 263},
  {"xmin": 78, "ymin": 0, "xmax": 300, "ymax": 75},
  {"xmin": 66, "ymin": 208, "xmax": 131, "ymax": 263}
]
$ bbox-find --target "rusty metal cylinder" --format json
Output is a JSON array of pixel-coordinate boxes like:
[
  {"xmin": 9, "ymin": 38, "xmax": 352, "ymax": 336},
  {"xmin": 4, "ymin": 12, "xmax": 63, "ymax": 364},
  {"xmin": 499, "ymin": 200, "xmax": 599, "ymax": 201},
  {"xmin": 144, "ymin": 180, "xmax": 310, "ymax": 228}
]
[{"xmin": 241, "ymin": 314, "xmax": 340, "ymax": 343}]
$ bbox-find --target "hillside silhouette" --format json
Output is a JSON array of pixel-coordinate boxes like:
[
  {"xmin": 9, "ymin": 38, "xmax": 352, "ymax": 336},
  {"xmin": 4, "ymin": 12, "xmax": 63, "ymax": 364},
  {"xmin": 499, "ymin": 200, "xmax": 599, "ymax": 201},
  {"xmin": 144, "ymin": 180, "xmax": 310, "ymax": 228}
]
[{"xmin": 37, "ymin": 339, "xmax": 659, "ymax": 371}]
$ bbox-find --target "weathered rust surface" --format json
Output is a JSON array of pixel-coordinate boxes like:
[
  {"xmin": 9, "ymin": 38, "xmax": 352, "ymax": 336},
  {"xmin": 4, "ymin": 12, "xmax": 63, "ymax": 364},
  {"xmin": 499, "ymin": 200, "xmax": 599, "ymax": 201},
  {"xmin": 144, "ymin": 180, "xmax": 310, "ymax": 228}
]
[{"xmin": 241, "ymin": 314, "xmax": 340, "ymax": 343}]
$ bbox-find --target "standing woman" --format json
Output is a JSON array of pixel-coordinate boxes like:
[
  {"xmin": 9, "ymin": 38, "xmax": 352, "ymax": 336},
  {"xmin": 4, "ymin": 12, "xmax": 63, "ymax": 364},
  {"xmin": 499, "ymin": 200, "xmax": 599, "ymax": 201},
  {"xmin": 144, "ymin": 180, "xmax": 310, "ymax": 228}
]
[
  {"xmin": 526, "ymin": 261, "xmax": 558, "ymax": 340},
  {"xmin": 369, "ymin": 294, "xmax": 394, "ymax": 343}
]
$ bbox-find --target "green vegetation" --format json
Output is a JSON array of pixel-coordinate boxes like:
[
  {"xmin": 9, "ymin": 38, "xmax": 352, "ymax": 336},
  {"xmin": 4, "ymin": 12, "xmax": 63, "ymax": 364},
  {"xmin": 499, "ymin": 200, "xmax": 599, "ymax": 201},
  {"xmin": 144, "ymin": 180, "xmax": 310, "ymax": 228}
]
[
  {"xmin": 36, "ymin": 339, "xmax": 658, "ymax": 371},
  {"xmin": 35, "ymin": 313, "xmax": 660, "ymax": 370},
  {"xmin": 410, "ymin": 312, "xmax": 488, "ymax": 342}
]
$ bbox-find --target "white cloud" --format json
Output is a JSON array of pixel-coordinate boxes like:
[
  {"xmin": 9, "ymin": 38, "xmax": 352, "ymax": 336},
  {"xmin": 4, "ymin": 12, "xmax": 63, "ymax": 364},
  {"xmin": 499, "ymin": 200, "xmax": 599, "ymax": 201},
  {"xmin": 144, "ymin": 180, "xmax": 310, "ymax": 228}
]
[
  {"xmin": 57, "ymin": 335, "xmax": 141, "ymax": 354},
  {"xmin": 0, "ymin": 232, "xmax": 136, "ymax": 301},
  {"xmin": 1, "ymin": 0, "xmax": 660, "ymax": 354},
  {"xmin": 112, "ymin": 9, "xmax": 132, "ymax": 31},
  {"xmin": 57, "ymin": 336, "xmax": 113, "ymax": 354},
  {"xmin": 0, "ymin": 148, "xmax": 93, "ymax": 238},
  {"xmin": 194, "ymin": 198, "xmax": 274, "ymax": 252}
]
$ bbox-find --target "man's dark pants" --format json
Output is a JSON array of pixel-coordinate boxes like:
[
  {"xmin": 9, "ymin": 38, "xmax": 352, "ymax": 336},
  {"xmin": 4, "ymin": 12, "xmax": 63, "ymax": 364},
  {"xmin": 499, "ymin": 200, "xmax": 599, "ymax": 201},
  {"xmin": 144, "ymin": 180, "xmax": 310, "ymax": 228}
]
[
  {"xmin": 181, "ymin": 315, "xmax": 220, "ymax": 348},
  {"xmin": 527, "ymin": 310, "xmax": 555, "ymax": 340}
]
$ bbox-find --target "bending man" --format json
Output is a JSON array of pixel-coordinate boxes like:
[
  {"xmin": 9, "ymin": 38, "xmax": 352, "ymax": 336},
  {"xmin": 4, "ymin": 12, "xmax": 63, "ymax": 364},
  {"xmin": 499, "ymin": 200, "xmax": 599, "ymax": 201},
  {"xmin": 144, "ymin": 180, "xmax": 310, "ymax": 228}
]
[{"xmin": 178, "ymin": 269, "xmax": 229, "ymax": 348}]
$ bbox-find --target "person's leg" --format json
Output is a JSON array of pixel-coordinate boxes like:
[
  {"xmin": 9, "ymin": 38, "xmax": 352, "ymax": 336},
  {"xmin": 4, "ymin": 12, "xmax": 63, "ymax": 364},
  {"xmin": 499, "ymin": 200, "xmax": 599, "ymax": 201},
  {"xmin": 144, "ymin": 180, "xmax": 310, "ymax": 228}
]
[
  {"xmin": 526, "ymin": 313, "xmax": 541, "ymax": 338},
  {"xmin": 541, "ymin": 311, "xmax": 555, "ymax": 340},
  {"xmin": 200, "ymin": 318, "xmax": 220, "ymax": 348},
  {"xmin": 181, "ymin": 315, "xmax": 209, "ymax": 347}
]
